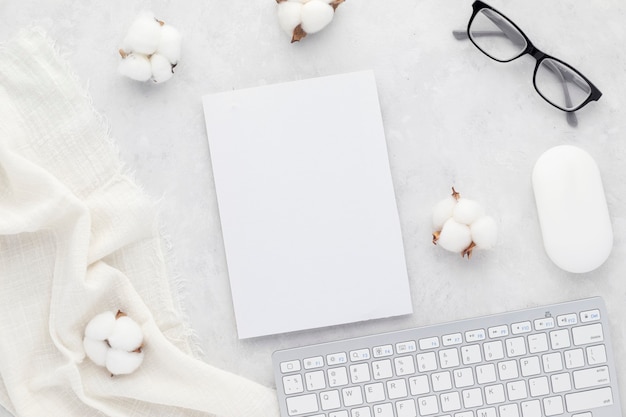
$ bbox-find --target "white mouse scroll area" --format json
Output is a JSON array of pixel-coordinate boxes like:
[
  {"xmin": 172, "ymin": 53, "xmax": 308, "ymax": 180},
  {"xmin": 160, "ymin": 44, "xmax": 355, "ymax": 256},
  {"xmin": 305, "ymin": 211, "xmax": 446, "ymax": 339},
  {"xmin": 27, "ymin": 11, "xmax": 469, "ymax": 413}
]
[
  {"xmin": 202, "ymin": 71, "xmax": 412, "ymax": 338},
  {"xmin": 532, "ymin": 145, "xmax": 613, "ymax": 274}
]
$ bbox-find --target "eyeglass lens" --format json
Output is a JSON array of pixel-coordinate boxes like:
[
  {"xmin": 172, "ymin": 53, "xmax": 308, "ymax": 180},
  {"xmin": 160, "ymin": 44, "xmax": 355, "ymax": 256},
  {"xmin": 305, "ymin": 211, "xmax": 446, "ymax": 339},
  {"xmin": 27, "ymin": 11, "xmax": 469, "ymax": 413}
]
[
  {"xmin": 469, "ymin": 9, "xmax": 527, "ymax": 62},
  {"xmin": 469, "ymin": 7, "xmax": 593, "ymax": 111},
  {"xmin": 535, "ymin": 59, "xmax": 592, "ymax": 111}
]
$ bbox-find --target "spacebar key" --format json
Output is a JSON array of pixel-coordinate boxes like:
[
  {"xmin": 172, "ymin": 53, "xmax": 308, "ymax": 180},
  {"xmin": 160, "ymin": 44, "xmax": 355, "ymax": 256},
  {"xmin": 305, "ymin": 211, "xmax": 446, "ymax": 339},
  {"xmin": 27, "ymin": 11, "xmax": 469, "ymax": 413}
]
[
  {"xmin": 286, "ymin": 393, "xmax": 319, "ymax": 416},
  {"xmin": 565, "ymin": 387, "xmax": 613, "ymax": 412}
]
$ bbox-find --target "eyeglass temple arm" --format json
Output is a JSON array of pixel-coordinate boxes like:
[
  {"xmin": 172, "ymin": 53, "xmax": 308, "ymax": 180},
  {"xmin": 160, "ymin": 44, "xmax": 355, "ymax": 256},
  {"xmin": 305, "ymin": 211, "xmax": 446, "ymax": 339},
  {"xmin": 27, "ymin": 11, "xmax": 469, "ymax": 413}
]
[{"xmin": 542, "ymin": 60, "xmax": 578, "ymax": 127}]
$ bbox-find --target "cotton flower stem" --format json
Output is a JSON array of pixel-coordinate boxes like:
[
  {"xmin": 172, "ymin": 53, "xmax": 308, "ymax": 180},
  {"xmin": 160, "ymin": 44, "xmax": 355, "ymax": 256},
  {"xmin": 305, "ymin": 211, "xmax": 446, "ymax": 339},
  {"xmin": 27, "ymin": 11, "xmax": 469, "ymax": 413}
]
[
  {"xmin": 432, "ymin": 231, "xmax": 441, "ymax": 245},
  {"xmin": 118, "ymin": 49, "xmax": 128, "ymax": 59},
  {"xmin": 462, "ymin": 241, "xmax": 477, "ymax": 259},
  {"xmin": 451, "ymin": 187, "xmax": 460, "ymax": 201},
  {"xmin": 330, "ymin": 0, "xmax": 345, "ymax": 10},
  {"xmin": 115, "ymin": 310, "xmax": 127, "ymax": 319},
  {"xmin": 291, "ymin": 24, "xmax": 307, "ymax": 43}
]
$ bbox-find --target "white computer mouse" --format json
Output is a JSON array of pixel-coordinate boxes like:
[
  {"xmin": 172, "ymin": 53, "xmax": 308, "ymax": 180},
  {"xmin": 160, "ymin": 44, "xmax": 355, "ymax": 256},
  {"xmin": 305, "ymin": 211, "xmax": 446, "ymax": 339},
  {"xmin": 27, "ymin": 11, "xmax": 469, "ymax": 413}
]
[{"xmin": 532, "ymin": 145, "xmax": 613, "ymax": 273}]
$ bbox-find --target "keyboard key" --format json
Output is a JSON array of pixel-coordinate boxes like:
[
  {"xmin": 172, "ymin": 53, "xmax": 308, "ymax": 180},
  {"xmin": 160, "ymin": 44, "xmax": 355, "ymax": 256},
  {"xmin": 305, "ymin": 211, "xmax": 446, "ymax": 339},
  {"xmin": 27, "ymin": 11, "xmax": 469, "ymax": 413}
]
[
  {"xmin": 511, "ymin": 321, "xmax": 532, "ymax": 334},
  {"xmin": 320, "ymin": 390, "xmax": 341, "ymax": 410},
  {"xmin": 283, "ymin": 375, "xmax": 304, "ymax": 394},
  {"xmin": 286, "ymin": 394, "xmax": 318, "ymax": 416},
  {"xmin": 438, "ymin": 348, "xmax": 460, "ymax": 369},
  {"xmin": 529, "ymin": 376, "xmax": 550, "ymax": 397},
  {"xmin": 573, "ymin": 366, "xmax": 610, "ymax": 389},
  {"xmin": 462, "ymin": 387, "xmax": 483, "ymax": 408},
  {"xmin": 350, "ymin": 363, "xmax": 371, "ymax": 383},
  {"xmin": 534, "ymin": 317, "xmax": 555, "ymax": 331},
  {"xmin": 417, "ymin": 395, "xmax": 439, "ymax": 415},
  {"xmin": 527, "ymin": 333, "xmax": 549, "ymax": 354},
  {"xmin": 419, "ymin": 336, "xmax": 440, "ymax": 350},
  {"xmin": 565, "ymin": 387, "xmax": 614, "ymax": 412},
  {"xmin": 395, "ymin": 341, "xmax": 416, "ymax": 354},
  {"xmin": 394, "ymin": 355, "xmax": 416, "ymax": 376},
  {"xmin": 364, "ymin": 383, "xmax": 385, "ymax": 403},
  {"xmin": 328, "ymin": 367, "xmax": 349, "ymax": 387},
  {"xmin": 483, "ymin": 341, "xmax": 504, "ymax": 361},
  {"xmin": 330, "ymin": 411, "xmax": 349, "ymax": 417},
  {"xmin": 396, "ymin": 399, "xmax": 417, "ymax": 417},
  {"xmin": 465, "ymin": 329, "xmax": 486, "ymax": 342},
  {"xmin": 431, "ymin": 371, "xmax": 452, "ymax": 392},
  {"xmin": 305, "ymin": 370, "xmax": 326, "ymax": 390},
  {"xmin": 440, "ymin": 391, "xmax": 461, "ymax": 412},
  {"xmin": 342, "ymin": 386, "xmax": 363, "ymax": 407},
  {"xmin": 497, "ymin": 360, "xmax": 519, "ymax": 380},
  {"xmin": 572, "ymin": 323, "xmax": 604, "ymax": 346},
  {"xmin": 327, "ymin": 352, "xmax": 348, "ymax": 365},
  {"xmin": 488, "ymin": 325, "xmax": 509, "ymax": 338},
  {"xmin": 372, "ymin": 403, "xmax": 393, "ymax": 417},
  {"xmin": 454, "ymin": 367, "xmax": 474, "ymax": 388},
  {"xmin": 372, "ymin": 359, "xmax": 393, "ymax": 380},
  {"xmin": 580, "ymin": 309, "xmax": 601, "ymax": 323},
  {"xmin": 304, "ymin": 356, "xmax": 324, "ymax": 369},
  {"xmin": 386, "ymin": 379, "xmax": 408, "ymax": 399},
  {"xmin": 551, "ymin": 372, "xmax": 572, "ymax": 393},
  {"xmin": 349, "ymin": 349, "xmax": 371, "ymax": 362},
  {"xmin": 505, "ymin": 337, "xmax": 526, "ymax": 357},
  {"xmin": 506, "ymin": 380, "xmax": 527, "ymax": 401},
  {"xmin": 373, "ymin": 345, "xmax": 393, "ymax": 358},
  {"xmin": 408, "ymin": 375, "xmax": 429, "ymax": 395},
  {"xmin": 542, "ymin": 352, "xmax": 563, "ymax": 373},
  {"xmin": 476, "ymin": 407, "xmax": 497, "ymax": 417},
  {"xmin": 476, "ymin": 363, "xmax": 497, "ymax": 384},
  {"xmin": 484, "ymin": 384, "xmax": 505, "ymax": 404},
  {"xmin": 543, "ymin": 396, "xmax": 564, "ymax": 416},
  {"xmin": 442, "ymin": 333, "xmax": 463, "ymax": 346},
  {"xmin": 281, "ymin": 360, "xmax": 301, "ymax": 373},
  {"xmin": 520, "ymin": 356, "xmax": 541, "ymax": 377},
  {"xmin": 461, "ymin": 344, "xmax": 482, "ymax": 364},
  {"xmin": 351, "ymin": 407, "xmax": 371, "ymax": 417},
  {"xmin": 557, "ymin": 313, "xmax": 578, "ymax": 326},
  {"xmin": 586, "ymin": 344, "xmax": 607, "ymax": 365},
  {"xmin": 417, "ymin": 352, "xmax": 437, "ymax": 372},
  {"xmin": 549, "ymin": 329, "xmax": 571, "ymax": 349},
  {"xmin": 564, "ymin": 348, "xmax": 585, "ymax": 369},
  {"xmin": 498, "ymin": 403, "xmax": 519, "ymax": 417},
  {"xmin": 520, "ymin": 400, "xmax": 541, "ymax": 417}
]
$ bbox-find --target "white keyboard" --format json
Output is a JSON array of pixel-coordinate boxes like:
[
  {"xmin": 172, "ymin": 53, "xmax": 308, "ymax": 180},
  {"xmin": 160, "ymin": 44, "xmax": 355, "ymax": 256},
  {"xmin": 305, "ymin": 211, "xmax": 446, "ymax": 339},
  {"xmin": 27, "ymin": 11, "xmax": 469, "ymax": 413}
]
[{"xmin": 273, "ymin": 297, "xmax": 622, "ymax": 417}]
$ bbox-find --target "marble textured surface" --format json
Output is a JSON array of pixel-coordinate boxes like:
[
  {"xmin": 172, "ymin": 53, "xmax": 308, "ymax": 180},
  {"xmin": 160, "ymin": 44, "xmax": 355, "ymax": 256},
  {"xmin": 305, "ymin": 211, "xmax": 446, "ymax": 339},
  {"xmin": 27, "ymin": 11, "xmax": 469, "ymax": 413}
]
[{"xmin": 2, "ymin": 0, "xmax": 626, "ymax": 415}]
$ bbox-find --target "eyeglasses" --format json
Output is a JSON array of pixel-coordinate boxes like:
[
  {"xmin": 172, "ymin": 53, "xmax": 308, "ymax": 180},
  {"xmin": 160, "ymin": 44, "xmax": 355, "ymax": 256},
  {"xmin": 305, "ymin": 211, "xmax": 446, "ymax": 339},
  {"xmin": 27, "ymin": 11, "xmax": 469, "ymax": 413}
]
[{"xmin": 453, "ymin": 1, "xmax": 602, "ymax": 127}]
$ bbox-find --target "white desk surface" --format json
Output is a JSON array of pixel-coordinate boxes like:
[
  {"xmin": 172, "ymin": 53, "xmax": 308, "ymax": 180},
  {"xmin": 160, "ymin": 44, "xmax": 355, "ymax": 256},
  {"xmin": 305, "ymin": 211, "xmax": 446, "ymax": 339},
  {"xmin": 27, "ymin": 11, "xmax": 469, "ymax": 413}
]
[{"xmin": 2, "ymin": 0, "xmax": 626, "ymax": 415}]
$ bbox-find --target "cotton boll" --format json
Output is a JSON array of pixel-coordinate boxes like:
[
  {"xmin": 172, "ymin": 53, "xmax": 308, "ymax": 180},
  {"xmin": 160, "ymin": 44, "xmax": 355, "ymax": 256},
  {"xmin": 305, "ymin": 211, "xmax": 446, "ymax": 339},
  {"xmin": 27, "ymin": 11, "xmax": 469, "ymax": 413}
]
[
  {"xmin": 150, "ymin": 54, "xmax": 173, "ymax": 84},
  {"xmin": 437, "ymin": 218, "xmax": 472, "ymax": 253},
  {"xmin": 122, "ymin": 12, "xmax": 162, "ymax": 55},
  {"xmin": 453, "ymin": 198, "xmax": 485, "ymax": 225},
  {"xmin": 106, "ymin": 349, "xmax": 144, "ymax": 376},
  {"xmin": 83, "ymin": 338, "xmax": 109, "ymax": 367},
  {"xmin": 156, "ymin": 25, "xmax": 182, "ymax": 64},
  {"xmin": 84, "ymin": 311, "xmax": 116, "ymax": 341},
  {"xmin": 277, "ymin": 1, "xmax": 303, "ymax": 35},
  {"xmin": 471, "ymin": 216, "xmax": 498, "ymax": 249},
  {"xmin": 118, "ymin": 53, "xmax": 152, "ymax": 82},
  {"xmin": 300, "ymin": 1, "xmax": 335, "ymax": 34},
  {"xmin": 432, "ymin": 196, "xmax": 457, "ymax": 231},
  {"xmin": 107, "ymin": 316, "xmax": 143, "ymax": 352}
]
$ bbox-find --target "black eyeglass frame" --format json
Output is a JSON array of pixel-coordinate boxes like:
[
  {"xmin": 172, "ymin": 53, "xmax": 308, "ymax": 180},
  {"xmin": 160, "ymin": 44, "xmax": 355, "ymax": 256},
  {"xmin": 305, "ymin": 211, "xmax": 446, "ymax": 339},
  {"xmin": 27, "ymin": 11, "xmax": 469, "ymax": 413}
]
[{"xmin": 466, "ymin": 0, "xmax": 602, "ymax": 114}]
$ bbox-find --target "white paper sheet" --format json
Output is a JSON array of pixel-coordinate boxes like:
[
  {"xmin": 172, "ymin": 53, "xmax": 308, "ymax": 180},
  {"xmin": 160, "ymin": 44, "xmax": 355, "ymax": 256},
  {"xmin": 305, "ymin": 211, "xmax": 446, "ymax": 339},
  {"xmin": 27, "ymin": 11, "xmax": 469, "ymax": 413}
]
[{"xmin": 202, "ymin": 71, "xmax": 412, "ymax": 338}]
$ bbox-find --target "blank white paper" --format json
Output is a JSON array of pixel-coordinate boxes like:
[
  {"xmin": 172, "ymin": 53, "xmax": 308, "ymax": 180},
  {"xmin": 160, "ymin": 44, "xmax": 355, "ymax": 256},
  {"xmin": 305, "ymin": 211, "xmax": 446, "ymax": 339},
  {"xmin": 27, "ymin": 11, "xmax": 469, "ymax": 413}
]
[{"xmin": 202, "ymin": 71, "xmax": 412, "ymax": 338}]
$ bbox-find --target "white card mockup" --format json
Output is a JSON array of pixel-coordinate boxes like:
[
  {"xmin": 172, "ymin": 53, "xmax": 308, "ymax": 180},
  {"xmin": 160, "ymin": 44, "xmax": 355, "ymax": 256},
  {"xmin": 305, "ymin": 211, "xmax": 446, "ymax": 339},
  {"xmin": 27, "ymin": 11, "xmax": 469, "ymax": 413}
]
[{"xmin": 202, "ymin": 71, "xmax": 412, "ymax": 338}]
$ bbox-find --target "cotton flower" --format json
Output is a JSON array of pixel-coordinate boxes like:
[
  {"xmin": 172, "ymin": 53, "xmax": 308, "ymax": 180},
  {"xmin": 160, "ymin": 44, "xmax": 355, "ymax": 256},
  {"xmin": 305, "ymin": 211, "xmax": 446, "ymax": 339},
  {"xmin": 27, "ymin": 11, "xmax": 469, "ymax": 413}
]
[
  {"xmin": 432, "ymin": 187, "xmax": 498, "ymax": 258},
  {"xmin": 83, "ymin": 310, "xmax": 144, "ymax": 376},
  {"xmin": 276, "ymin": 0, "xmax": 345, "ymax": 43},
  {"xmin": 118, "ymin": 12, "xmax": 182, "ymax": 83}
]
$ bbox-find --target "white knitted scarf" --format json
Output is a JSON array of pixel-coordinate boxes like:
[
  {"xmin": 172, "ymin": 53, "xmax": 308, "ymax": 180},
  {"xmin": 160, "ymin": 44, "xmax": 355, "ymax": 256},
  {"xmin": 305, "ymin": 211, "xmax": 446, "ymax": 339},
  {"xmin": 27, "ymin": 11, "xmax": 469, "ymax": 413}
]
[{"xmin": 0, "ymin": 29, "xmax": 279, "ymax": 417}]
